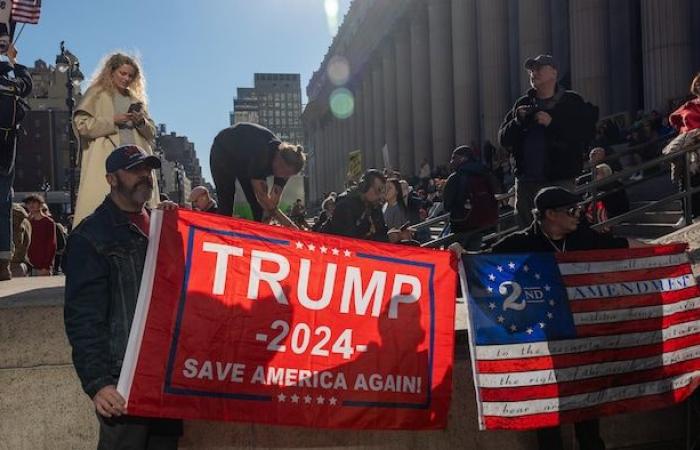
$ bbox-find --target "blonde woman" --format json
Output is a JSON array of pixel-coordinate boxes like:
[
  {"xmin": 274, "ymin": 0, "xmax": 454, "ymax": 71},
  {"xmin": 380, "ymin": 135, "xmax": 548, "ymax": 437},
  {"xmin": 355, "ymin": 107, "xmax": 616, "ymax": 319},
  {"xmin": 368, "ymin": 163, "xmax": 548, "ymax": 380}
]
[{"xmin": 73, "ymin": 53, "xmax": 159, "ymax": 225}]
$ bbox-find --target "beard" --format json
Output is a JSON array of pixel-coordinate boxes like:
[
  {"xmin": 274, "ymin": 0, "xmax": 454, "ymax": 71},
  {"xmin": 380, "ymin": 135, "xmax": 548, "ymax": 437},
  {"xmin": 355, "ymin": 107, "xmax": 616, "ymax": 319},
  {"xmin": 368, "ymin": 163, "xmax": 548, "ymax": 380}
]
[{"xmin": 115, "ymin": 173, "xmax": 153, "ymax": 205}]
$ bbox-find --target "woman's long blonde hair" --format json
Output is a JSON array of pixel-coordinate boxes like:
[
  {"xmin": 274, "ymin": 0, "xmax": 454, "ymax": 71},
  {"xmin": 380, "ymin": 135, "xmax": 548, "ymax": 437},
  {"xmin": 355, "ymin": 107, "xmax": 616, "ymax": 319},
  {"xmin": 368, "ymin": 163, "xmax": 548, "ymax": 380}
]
[{"xmin": 87, "ymin": 52, "xmax": 148, "ymax": 104}]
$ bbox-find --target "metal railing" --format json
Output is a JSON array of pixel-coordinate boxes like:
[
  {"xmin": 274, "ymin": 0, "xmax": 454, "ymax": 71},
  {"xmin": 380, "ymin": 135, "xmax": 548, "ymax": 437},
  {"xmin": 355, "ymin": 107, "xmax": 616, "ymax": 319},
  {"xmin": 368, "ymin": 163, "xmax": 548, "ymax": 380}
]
[{"xmin": 416, "ymin": 137, "xmax": 700, "ymax": 248}]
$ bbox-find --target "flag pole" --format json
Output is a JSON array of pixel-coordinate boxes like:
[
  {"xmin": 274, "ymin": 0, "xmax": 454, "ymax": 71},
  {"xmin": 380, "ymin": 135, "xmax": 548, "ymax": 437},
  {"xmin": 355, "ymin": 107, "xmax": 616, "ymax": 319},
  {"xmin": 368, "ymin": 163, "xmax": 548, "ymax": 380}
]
[{"xmin": 11, "ymin": 23, "xmax": 25, "ymax": 44}]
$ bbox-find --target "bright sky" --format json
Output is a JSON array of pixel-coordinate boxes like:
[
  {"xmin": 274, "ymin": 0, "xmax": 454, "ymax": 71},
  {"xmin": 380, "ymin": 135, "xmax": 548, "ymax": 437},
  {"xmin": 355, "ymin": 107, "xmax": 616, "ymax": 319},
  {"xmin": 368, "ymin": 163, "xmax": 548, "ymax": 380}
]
[{"xmin": 19, "ymin": 0, "xmax": 351, "ymax": 184}]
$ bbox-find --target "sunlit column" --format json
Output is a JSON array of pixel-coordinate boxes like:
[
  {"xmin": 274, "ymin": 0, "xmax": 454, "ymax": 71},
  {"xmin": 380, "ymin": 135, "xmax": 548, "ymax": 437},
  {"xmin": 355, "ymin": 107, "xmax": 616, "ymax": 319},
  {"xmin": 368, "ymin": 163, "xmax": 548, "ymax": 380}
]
[
  {"xmin": 428, "ymin": 0, "xmax": 455, "ymax": 167},
  {"xmin": 452, "ymin": 0, "xmax": 480, "ymax": 147},
  {"xmin": 410, "ymin": 3, "xmax": 433, "ymax": 174}
]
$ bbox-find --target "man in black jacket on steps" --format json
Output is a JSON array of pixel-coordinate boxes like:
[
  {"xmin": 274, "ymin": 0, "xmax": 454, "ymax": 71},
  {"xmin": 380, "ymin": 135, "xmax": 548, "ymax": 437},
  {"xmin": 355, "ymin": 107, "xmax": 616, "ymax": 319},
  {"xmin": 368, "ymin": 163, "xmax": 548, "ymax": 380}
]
[{"xmin": 499, "ymin": 54, "xmax": 598, "ymax": 227}]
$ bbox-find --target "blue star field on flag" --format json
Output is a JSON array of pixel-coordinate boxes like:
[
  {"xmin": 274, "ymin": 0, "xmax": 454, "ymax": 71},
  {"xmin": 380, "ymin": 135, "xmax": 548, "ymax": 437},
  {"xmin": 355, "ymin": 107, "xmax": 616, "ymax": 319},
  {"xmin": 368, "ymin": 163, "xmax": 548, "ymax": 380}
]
[{"xmin": 463, "ymin": 254, "xmax": 577, "ymax": 345}]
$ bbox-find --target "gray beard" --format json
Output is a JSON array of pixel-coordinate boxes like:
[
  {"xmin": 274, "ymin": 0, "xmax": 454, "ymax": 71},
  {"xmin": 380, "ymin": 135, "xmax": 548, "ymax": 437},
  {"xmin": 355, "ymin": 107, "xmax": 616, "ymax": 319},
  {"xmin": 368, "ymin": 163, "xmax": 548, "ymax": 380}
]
[{"xmin": 116, "ymin": 176, "xmax": 153, "ymax": 205}]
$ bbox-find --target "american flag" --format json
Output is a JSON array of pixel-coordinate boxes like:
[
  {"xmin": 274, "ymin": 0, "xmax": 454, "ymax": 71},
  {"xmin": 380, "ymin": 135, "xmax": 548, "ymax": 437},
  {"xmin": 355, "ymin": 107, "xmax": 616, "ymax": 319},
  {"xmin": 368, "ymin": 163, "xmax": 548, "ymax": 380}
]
[
  {"xmin": 461, "ymin": 244, "xmax": 700, "ymax": 430},
  {"xmin": 11, "ymin": 0, "xmax": 41, "ymax": 24}
]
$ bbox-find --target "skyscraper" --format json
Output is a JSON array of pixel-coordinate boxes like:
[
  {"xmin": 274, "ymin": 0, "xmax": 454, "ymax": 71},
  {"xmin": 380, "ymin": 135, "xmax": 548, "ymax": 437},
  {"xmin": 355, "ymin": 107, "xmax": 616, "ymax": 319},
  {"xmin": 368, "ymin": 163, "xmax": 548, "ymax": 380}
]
[{"xmin": 231, "ymin": 73, "xmax": 303, "ymax": 144}]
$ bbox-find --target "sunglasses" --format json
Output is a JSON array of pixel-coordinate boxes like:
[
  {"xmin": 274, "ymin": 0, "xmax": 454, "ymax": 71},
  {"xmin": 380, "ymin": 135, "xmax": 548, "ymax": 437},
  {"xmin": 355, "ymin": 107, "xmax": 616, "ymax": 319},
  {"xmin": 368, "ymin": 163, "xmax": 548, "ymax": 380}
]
[{"xmin": 554, "ymin": 206, "xmax": 582, "ymax": 217}]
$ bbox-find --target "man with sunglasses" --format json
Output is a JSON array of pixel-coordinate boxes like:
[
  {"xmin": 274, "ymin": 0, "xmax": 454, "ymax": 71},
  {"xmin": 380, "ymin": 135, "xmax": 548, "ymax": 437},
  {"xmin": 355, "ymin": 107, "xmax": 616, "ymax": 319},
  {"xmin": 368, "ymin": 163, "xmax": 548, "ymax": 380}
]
[
  {"xmin": 491, "ymin": 186, "xmax": 643, "ymax": 450},
  {"xmin": 491, "ymin": 186, "xmax": 633, "ymax": 255}
]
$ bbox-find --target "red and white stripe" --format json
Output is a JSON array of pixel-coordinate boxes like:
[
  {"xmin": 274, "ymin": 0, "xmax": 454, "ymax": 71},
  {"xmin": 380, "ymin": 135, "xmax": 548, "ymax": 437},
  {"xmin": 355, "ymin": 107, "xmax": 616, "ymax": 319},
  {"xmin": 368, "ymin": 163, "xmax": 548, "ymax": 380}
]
[
  {"xmin": 469, "ymin": 244, "xmax": 700, "ymax": 430},
  {"xmin": 11, "ymin": 0, "xmax": 41, "ymax": 24}
]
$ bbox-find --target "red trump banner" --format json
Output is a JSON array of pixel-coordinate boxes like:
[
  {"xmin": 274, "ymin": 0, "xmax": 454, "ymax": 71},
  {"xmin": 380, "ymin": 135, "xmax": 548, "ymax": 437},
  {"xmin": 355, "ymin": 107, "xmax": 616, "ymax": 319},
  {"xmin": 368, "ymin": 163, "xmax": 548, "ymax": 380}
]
[{"xmin": 117, "ymin": 209, "xmax": 457, "ymax": 429}]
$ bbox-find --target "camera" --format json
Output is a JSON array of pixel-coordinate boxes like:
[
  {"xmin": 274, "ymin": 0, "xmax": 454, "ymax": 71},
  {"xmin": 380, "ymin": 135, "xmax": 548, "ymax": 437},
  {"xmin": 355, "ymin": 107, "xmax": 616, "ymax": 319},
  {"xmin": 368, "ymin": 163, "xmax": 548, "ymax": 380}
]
[{"xmin": 519, "ymin": 104, "xmax": 541, "ymax": 127}]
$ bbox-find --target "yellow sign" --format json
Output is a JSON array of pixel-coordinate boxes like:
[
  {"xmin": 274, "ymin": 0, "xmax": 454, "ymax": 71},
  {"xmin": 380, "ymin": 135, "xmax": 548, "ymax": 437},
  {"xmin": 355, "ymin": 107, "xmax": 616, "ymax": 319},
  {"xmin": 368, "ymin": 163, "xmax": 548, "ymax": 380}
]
[{"xmin": 347, "ymin": 150, "xmax": 362, "ymax": 181}]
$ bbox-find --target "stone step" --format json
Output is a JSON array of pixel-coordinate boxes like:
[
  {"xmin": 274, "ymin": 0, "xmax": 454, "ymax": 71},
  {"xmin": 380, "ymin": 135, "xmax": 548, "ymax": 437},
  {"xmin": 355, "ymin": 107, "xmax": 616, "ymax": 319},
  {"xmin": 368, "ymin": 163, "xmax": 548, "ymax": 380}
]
[
  {"xmin": 621, "ymin": 210, "xmax": 684, "ymax": 225},
  {"xmin": 612, "ymin": 223, "xmax": 679, "ymax": 239}
]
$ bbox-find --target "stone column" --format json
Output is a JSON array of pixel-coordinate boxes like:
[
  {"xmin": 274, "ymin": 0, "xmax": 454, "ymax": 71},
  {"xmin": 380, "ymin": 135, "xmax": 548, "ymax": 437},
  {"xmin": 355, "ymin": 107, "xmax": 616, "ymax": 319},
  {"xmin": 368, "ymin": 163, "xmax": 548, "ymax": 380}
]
[
  {"xmin": 641, "ymin": 0, "xmax": 693, "ymax": 111},
  {"xmin": 608, "ymin": 0, "xmax": 643, "ymax": 114},
  {"xmin": 332, "ymin": 118, "xmax": 343, "ymax": 190},
  {"xmin": 362, "ymin": 74, "xmax": 374, "ymax": 171},
  {"xmin": 352, "ymin": 82, "xmax": 364, "ymax": 172},
  {"xmin": 550, "ymin": 0, "xmax": 571, "ymax": 86},
  {"xmin": 348, "ymin": 85, "xmax": 358, "ymax": 153},
  {"xmin": 309, "ymin": 125, "xmax": 319, "ymax": 202},
  {"xmin": 342, "ymin": 114, "xmax": 352, "ymax": 182},
  {"xmin": 452, "ymin": 0, "xmax": 480, "ymax": 147},
  {"xmin": 371, "ymin": 58, "xmax": 385, "ymax": 169},
  {"xmin": 518, "ymin": 0, "xmax": 552, "ymax": 92},
  {"xmin": 477, "ymin": 0, "xmax": 511, "ymax": 143},
  {"xmin": 318, "ymin": 121, "xmax": 327, "ymax": 195},
  {"xmin": 410, "ymin": 3, "xmax": 432, "ymax": 174},
  {"xmin": 570, "ymin": 0, "xmax": 610, "ymax": 116},
  {"xmin": 428, "ymin": 0, "xmax": 455, "ymax": 168},
  {"xmin": 382, "ymin": 42, "xmax": 399, "ymax": 170},
  {"xmin": 394, "ymin": 21, "xmax": 415, "ymax": 178}
]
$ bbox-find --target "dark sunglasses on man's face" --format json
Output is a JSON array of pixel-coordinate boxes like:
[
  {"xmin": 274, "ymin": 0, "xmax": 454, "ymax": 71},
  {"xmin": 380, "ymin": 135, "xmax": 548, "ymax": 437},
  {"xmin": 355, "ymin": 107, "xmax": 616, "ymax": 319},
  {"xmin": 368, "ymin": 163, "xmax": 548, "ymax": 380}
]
[{"xmin": 554, "ymin": 206, "xmax": 582, "ymax": 217}]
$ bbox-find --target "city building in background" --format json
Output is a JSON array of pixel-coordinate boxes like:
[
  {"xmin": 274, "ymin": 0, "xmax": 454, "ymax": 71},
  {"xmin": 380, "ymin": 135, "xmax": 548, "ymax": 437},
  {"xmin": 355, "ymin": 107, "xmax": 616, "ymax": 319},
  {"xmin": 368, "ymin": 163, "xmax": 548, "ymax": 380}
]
[
  {"xmin": 230, "ymin": 87, "xmax": 258, "ymax": 125},
  {"xmin": 14, "ymin": 58, "xmax": 82, "ymax": 213},
  {"xmin": 302, "ymin": 0, "xmax": 700, "ymax": 203},
  {"xmin": 158, "ymin": 157, "xmax": 192, "ymax": 205},
  {"xmin": 156, "ymin": 126, "xmax": 204, "ymax": 188},
  {"xmin": 230, "ymin": 73, "xmax": 303, "ymax": 143}
]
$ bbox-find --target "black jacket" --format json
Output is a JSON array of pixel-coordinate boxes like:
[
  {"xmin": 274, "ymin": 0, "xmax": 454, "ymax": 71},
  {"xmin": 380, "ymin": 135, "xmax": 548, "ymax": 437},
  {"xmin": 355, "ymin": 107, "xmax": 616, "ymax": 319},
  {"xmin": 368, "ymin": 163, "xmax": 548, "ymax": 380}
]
[
  {"xmin": 498, "ymin": 86, "xmax": 597, "ymax": 181},
  {"xmin": 63, "ymin": 196, "xmax": 149, "ymax": 398},
  {"xmin": 443, "ymin": 160, "xmax": 497, "ymax": 226},
  {"xmin": 325, "ymin": 189, "xmax": 388, "ymax": 242},
  {"xmin": 491, "ymin": 220, "xmax": 628, "ymax": 254}
]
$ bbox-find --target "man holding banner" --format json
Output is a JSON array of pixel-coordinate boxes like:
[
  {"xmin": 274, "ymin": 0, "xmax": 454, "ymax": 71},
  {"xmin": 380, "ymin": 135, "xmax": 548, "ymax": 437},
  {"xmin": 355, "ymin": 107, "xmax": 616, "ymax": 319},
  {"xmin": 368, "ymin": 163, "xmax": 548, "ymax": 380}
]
[
  {"xmin": 468, "ymin": 186, "xmax": 652, "ymax": 450},
  {"xmin": 63, "ymin": 145, "xmax": 181, "ymax": 449}
]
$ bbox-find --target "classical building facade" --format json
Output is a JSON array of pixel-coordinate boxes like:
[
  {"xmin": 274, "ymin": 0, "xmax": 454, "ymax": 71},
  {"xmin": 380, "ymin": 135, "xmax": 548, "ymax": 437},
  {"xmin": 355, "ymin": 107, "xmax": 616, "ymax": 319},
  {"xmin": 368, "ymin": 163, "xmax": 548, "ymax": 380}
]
[{"xmin": 302, "ymin": 0, "xmax": 700, "ymax": 202}]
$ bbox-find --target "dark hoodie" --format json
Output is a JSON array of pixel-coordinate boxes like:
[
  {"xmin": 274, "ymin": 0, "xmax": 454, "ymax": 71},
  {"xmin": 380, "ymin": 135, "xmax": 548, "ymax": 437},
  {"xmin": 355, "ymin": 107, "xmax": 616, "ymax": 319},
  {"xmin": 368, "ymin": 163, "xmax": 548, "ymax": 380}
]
[{"xmin": 442, "ymin": 160, "xmax": 497, "ymax": 231}]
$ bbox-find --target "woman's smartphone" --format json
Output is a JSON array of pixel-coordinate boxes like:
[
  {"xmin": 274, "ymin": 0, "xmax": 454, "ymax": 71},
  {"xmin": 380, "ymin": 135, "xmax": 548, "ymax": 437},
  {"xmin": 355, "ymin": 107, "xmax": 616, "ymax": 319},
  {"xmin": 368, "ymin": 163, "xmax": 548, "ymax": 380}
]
[{"xmin": 128, "ymin": 102, "xmax": 143, "ymax": 113}]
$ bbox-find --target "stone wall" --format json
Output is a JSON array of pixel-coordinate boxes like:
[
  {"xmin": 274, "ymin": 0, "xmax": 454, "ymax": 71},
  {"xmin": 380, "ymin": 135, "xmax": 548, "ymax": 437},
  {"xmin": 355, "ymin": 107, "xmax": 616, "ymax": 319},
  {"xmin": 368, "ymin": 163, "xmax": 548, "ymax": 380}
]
[{"xmin": 0, "ymin": 278, "xmax": 686, "ymax": 449}]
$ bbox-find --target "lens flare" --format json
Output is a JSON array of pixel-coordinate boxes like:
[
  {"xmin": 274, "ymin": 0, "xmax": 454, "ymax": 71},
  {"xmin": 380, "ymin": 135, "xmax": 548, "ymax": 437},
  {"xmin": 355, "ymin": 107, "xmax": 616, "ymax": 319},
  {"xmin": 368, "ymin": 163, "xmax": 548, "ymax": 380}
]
[
  {"xmin": 324, "ymin": 0, "xmax": 340, "ymax": 35},
  {"xmin": 330, "ymin": 88, "xmax": 354, "ymax": 119},
  {"xmin": 327, "ymin": 55, "xmax": 350, "ymax": 86}
]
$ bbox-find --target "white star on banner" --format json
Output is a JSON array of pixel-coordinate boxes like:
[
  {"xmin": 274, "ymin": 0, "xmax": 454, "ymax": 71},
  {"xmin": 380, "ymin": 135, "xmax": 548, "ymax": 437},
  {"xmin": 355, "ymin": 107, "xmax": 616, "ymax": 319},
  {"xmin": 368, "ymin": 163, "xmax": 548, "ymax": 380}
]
[
  {"xmin": 497, "ymin": 315, "xmax": 505, "ymax": 323},
  {"xmin": 508, "ymin": 261, "xmax": 516, "ymax": 270},
  {"xmin": 295, "ymin": 241, "xmax": 304, "ymax": 249},
  {"xmin": 535, "ymin": 273, "xmax": 541, "ymax": 280},
  {"xmin": 547, "ymin": 312, "xmax": 554, "ymax": 319},
  {"xmin": 549, "ymin": 299, "xmax": 555, "ymax": 306},
  {"xmin": 487, "ymin": 286, "xmax": 494, "ymax": 293},
  {"xmin": 329, "ymin": 397, "xmax": 338, "ymax": 405},
  {"xmin": 316, "ymin": 395, "xmax": 325, "ymax": 405},
  {"xmin": 291, "ymin": 394, "xmax": 300, "ymax": 403},
  {"xmin": 307, "ymin": 244, "xmax": 316, "ymax": 251},
  {"xmin": 320, "ymin": 246, "xmax": 328, "ymax": 254},
  {"xmin": 509, "ymin": 324, "xmax": 517, "ymax": 332},
  {"xmin": 544, "ymin": 284, "xmax": 551, "ymax": 292},
  {"xmin": 277, "ymin": 393, "xmax": 286, "ymax": 402},
  {"xmin": 497, "ymin": 265, "xmax": 503, "ymax": 272},
  {"xmin": 304, "ymin": 395, "xmax": 312, "ymax": 404},
  {"xmin": 332, "ymin": 248, "xmax": 340, "ymax": 256},
  {"xmin": 343, "ymin": 249, "xmax": 351, "ymax": 257},
  {"xmin": 523, "ymin": 265, "xmax": 530, "ymax": 272},
  {"xmin": 488, "ymin": 273, "xmax": 496, "ymax": 281},
  {"xmin": 488, "ymin": 302, "xmax": 496, "ymax": 310},
  {"xmin": 539, "ymin": 322, "xmax": 546, "ymax": 329},
  {"xmin": 526, "ymin": 327, "xmax": 534, "ymax": 335}
]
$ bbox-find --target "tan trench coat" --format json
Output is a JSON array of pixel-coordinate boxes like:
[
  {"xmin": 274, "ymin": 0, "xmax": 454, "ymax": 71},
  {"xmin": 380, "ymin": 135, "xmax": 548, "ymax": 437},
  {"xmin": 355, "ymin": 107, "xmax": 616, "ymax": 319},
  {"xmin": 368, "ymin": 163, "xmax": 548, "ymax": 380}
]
[{"xmin": 72, "ymin": 86, "xmax": 160, "ymax": 226}]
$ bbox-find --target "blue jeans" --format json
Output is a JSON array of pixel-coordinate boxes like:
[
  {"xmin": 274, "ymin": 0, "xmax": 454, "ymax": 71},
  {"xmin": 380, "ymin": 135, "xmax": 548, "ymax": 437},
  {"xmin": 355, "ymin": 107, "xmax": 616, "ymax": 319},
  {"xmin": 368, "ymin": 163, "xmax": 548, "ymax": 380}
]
[{"xmin": 0, "ymin": 133, "xmax": 14, "ymax": 260}]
